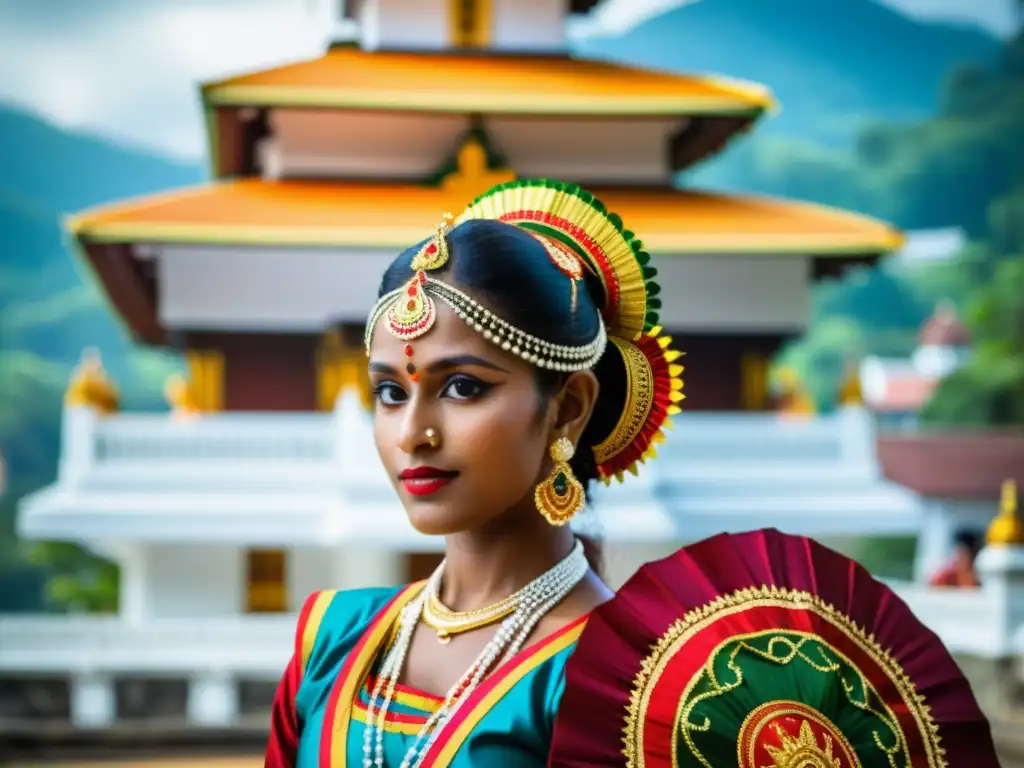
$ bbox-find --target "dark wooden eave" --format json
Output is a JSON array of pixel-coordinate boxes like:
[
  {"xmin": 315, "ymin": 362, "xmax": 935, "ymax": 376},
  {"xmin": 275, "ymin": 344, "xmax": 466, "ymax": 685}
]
[{"xmin": 79, "ymin": 243, "xmax": 166, "ymax": 346}]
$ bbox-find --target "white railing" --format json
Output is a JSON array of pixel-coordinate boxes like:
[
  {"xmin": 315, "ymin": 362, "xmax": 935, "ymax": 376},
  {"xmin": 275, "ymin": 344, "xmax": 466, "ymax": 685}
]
[
  {"xmin": 69, "ymin": 405, "xmax": 877, "ymax": 470},
  {"xmin": 93, "ymin": 413, "xmax": 335, "ymax": 463},
  {"xmin": 1, "ymin": 586, "xmax": 1019, "ymax": 676},
  {"xmin": 0, "ymin": 615, "xmax": 295, "ymax": 676},
  {"xmin": 891, "ymin": 582, "xmax": 1012, "ymax": 657}
]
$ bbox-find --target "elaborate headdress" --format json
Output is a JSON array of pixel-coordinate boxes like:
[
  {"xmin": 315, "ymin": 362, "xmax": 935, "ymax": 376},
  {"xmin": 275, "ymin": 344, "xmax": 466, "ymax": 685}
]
[
  {"xmin": 365, "ymin": 179, "xmax": 684, "ymax": 484},
  {"xmin": 548, "ymin": 529, "xmax": 998, "ymax": 767}
]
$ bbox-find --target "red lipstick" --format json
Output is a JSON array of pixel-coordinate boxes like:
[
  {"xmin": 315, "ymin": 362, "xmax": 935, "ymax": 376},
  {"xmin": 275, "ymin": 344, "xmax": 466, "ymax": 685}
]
[{"xmin": 398, "ymin": 466, "xmax": 458, "ymax": 497}]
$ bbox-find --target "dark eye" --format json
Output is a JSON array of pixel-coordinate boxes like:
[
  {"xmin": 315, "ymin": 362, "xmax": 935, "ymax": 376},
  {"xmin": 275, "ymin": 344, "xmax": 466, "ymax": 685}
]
[
  {"xmin": 442, "ymin": 375, "xmax": 490, "ymax": 401},
  {"xmin": 373, "ymin": 382, "xmax": 407, "ymax": 406}
]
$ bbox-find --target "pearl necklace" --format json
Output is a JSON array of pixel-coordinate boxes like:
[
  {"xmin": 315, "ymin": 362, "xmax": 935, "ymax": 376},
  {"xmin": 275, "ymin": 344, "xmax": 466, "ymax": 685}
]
[{"xmin": 361, "ymin": 539, "xmax": 589, "ymax": 768}]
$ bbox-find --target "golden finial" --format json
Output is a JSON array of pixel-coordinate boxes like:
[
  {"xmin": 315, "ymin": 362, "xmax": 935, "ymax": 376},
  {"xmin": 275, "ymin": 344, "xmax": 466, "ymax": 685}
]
[
  {"xmin": 65, "ymin": 347, "xmax": 119, "ymax": 414},
  {"xmin": 164, "ymin": 373, "xmax": 200, "ymax": 419},
  {"xmin": 838, "ymin": 362, "xmax": 863, "ymax": 406},
  {"xmin": 986, "ymin": 479, "xmax": 1024, "ymax": 547},
  {"xmin": 439, "ymin": 138, "xmax": 516, "ymax": 202}
]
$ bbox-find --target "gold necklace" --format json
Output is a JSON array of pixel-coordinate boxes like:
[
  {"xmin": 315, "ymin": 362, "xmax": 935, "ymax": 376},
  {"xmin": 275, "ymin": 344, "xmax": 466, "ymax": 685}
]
[{"xmin": 421, "ymin": 590, "xmax": 519, "ymax": 644}]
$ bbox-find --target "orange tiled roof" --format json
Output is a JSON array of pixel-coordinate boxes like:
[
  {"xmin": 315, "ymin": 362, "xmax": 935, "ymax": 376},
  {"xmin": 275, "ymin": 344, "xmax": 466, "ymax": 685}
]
[
  {"xmin": 68, "ymin": 179, "xmax": 902, "ymax": 255},
  {"xmin": 200, "ymin": 48, "xmax": 774, "ymax": 116}
]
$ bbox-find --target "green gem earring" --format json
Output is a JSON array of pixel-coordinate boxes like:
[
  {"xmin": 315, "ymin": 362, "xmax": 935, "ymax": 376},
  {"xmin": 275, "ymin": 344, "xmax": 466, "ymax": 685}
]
[{"xmin": 534, "ymin": 437, "xmax": 585, "ymax": 526}]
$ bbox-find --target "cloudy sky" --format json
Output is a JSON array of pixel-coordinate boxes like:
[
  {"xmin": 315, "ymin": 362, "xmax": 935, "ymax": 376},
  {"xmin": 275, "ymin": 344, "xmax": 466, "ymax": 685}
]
[{"xmin": 0, "ymin": 0, "xmax": 1015, "ymax": 161}]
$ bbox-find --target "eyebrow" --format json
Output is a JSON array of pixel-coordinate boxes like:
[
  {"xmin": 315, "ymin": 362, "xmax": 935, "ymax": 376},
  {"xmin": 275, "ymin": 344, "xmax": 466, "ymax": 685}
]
[{"xmin": 368, "ymin": 354, "xmax": 510, "ymax": 375}]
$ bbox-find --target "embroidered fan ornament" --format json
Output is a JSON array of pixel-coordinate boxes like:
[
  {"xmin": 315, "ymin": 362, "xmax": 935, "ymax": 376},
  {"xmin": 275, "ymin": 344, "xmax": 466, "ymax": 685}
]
[{"xmin": 547, "ymin": 529, "xmax": 1000, "ymax": 768}]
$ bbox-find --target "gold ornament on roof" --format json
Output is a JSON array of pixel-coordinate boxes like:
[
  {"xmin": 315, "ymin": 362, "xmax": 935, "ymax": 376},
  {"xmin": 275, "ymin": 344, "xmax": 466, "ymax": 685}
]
[
  {"xmin": 164, "ymin": 373, "xmax": 200, "ymax": 419},
  {"xmin": 986, "ymin": 479, "xmax": 1023, "ymax": 547},
  {"xmin": 65, "ymin": 348, "xmax": 119, "ymax": 414},
  {"xmin": 439, "ymin": 138, "xmax": 516, "ymax": 202}
]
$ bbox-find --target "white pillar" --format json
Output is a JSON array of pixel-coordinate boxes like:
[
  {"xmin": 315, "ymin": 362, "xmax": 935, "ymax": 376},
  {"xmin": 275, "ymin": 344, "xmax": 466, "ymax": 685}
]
[
  {"xmin": 118, "ymin": 543, "xmax": 149, "ymax": 624},
  {"xmin": 914, "ymin": 500, "xmax": 957, "ymax": 583},
  {"xmin": 59, "ymin": 406, "xmax": 98, "ymax": 487},
  {"xmin": 333, "ymin": 546, "xmax": 405, "ymax": 589},
  {"xmin": 975, "ymin": 544, "xmax": 1024, "ymax": 658},
  {"xmin": 70, "ymin": 673, "xmax": 115, "ymax": 728},
  {"xmin": 836, "ymin": 405, "xmax": 877, "ymax": 474},
  {"xmin": 187, "ymin": 672, "xmax": 239, "ymax": 727}
]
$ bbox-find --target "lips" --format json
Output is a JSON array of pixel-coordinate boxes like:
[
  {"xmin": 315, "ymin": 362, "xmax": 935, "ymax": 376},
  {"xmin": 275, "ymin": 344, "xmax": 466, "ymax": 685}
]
[{"xmin": 399, "ymin": 466, "xmax": 458, "ymax": 497}]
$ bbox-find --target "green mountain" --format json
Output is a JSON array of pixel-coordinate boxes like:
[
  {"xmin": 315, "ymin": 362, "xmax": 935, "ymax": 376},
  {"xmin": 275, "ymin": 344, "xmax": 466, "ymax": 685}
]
[
  {"xmin": 0, "ymin": 105, "xmax": 202, "ymax": 214},
  {"xmin": 0, "ymin": 110, "xmax": 192, "ymax": 611},
  {"xmin": 573, "ymin": 0, "xmax": 1001, "ymax": 150}
]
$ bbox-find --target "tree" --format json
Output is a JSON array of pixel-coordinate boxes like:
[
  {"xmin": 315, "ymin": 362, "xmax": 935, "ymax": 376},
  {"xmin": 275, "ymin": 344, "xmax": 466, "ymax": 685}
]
[
  {"xmin": 920, "ymin": 257, "xmax": 1024, "ymax": 427},
  {"xmin": 773, "ymin": 25, "xmax": 1024, "ymax": 413}
]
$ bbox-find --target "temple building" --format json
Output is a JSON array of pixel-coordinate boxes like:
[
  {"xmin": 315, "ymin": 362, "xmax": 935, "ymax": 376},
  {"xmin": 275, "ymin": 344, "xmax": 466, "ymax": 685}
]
[
  {"xmin": 0, "ymin": 0, "xmax": 921, "ymax": 735},
  {"xmin": 68, "ymin": 0, "xmax": 899, "ymax": 416}
]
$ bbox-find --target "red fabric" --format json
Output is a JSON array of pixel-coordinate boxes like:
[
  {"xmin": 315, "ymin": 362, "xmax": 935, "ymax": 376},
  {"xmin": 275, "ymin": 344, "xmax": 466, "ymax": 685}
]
[
  {"xmin": 929, "ymin": 563, "xmax": 979, "ymax": 589},
  {"xmin": 264, "ymin": 592, "xmax": 321, "ymax": 768},
  {"xmin": 548, "ymin": 528, "xmax": 999, "ymax": 767},
  {"xmin": 264, "ymin": 651, "xmax": 302, "ymax": 768}
]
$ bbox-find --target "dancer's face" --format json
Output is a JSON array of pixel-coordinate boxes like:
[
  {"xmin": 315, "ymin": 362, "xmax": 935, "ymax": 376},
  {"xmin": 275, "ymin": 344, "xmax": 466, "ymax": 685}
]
[{"xmin": 369, "ymin": 301, "xmax": 554, "ymax": 536}]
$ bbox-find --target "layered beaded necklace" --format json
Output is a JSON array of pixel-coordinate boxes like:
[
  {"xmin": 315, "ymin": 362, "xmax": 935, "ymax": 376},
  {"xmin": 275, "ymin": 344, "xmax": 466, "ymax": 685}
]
[{"xmin": 361, "ymin": 539, "xmax": 589, "ymax": 768}]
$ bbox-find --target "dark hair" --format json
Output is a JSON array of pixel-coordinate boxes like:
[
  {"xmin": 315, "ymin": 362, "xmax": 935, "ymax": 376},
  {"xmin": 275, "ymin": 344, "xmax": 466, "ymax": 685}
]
[
  {"xmin": 378, "ymin": 219, "xmax": 630, "ymax": 575},
  {"xmin": 954, "ymin": 530, "xmax": 981, "ymax": 555}
]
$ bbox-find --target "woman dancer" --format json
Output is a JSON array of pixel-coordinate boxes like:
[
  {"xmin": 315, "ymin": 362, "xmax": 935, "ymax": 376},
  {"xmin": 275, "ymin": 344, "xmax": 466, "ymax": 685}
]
[{"xmin": 265, "ymin": 179, "xmax": 996, "ymax": 768}]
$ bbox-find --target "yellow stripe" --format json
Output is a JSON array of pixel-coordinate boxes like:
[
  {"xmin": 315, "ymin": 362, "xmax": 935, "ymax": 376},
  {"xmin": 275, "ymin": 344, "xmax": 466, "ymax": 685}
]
[
  {"xmin": 300, "ymin": 590, "xmax": 336, "ymax": 677},
  {"xmin": 428, "ymin": 622, "xmax": 587, "ymax": 768},
  {"xmin": 73, "ymin": 220, "xmax": 905, "ymax": 255},
  {"xmin": 364, "ymin": 682, "xmax": 442, "ymax": 714},
  {"xmin": 202, "ymin": 85, "xmax": 772, "ymax": 115},
  {"xmin": 351, "ymin": 701, "xmax": 432, "ymax": 735},
  {"xmin": 331, "ymin": 583, "xmax": 427, "ymax": 767}
]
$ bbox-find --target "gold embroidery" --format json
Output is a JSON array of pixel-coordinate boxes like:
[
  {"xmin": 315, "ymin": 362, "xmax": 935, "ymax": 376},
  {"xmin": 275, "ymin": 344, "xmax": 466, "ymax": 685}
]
[
  {"xmin": 622, "ymin": 587, "xmax": 945, "ymax": 768},
  {"xmin": 674, "ymin": 632, "xmax": 900, "ymax": 767},
  {"xmin": 737, "ymin": 702, "xmax": 860, "ymax": 768},
  {"xmin": 765, "ymin": 719, "xmax": 841, "ymax": 768},
  {"xmin": 593, "ymin": 338, "xmax": 653, "ymax": 466}
]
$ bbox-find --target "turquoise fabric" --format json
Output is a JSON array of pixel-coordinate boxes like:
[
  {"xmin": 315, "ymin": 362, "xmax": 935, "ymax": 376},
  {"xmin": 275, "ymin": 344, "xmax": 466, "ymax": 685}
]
[{"xmin": 294, "ymin": 585, "xmax": 579, "ymax": 767}]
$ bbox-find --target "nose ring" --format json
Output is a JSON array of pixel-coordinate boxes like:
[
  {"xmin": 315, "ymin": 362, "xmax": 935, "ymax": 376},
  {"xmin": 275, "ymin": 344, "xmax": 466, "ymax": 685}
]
[{"xmin": 424, "ymin": 428, "xmax": 441, "ymax": 449}]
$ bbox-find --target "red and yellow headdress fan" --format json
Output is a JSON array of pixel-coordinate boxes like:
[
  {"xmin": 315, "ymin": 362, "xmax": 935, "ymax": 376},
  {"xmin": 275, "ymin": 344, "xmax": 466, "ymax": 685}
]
[{"xmin": 454, "ymin": 179, "xmax": 685, "ymax": 484}]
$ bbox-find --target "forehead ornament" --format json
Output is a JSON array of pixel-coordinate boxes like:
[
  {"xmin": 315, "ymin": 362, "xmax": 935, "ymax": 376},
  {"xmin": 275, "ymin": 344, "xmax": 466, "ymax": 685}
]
[
  {"xmin": 365, "ymin": 212, "xmax": 606, "ymax": 372},
  {"xmin": 382, "ymin": 213, "xmax": 453, "ymax": 343}
]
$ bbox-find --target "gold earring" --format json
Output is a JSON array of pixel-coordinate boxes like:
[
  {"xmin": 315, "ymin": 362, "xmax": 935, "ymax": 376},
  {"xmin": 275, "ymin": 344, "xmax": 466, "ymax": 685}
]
[
  {"xmin": 535, "ymin": 437, "xmax": 585, "ymax": 526},
  {"xmin": 425, "ymin": 428, "xmax": 441, "ymax": 448}
]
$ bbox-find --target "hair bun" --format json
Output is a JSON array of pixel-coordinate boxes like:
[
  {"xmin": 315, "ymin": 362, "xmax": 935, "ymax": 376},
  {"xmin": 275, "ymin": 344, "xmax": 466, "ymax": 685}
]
[
  {"xmin": 457, "ymin": 179, "xmax": 660, "ymax": 341},
  {"xmin": 593, "ymin": 329, "xmax": 684, "ymax": 483}
]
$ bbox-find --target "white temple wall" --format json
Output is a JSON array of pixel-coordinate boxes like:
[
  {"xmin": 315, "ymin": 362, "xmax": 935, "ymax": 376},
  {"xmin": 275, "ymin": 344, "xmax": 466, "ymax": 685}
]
[
  {"xmin": 261, "ymin": 110, "xmax": 469, "ymax": 181},
  {"xmin": 600, "ymin": 541, "xmax": 685, "ymax": 591},
  {"xmin": 491, "ymin": 0, "xmax": 568, "ymax": 51},
  {"xmin": 360, "ymin": 0, "xmax": 451, "ymax": 51},
  {"xmin": 259, "ymin": 109, "xmax": 678, "ymax": 184},
  {"xmin": 141, "ymin": 545, "xmax": 245, "ymax": 618},
  {"xmin": 154, "ymin": 245, "xmax": 812, "ymax": 333}
]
